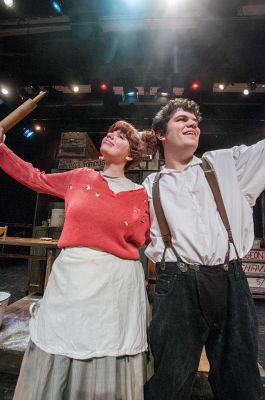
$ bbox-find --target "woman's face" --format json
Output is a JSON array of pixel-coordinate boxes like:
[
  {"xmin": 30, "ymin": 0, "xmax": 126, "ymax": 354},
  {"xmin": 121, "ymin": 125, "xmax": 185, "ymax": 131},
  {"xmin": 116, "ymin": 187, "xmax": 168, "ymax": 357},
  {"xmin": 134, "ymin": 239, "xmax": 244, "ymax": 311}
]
[{"xmin": 100, "ymin": 130, "xmax": 132, "ymax": 164}]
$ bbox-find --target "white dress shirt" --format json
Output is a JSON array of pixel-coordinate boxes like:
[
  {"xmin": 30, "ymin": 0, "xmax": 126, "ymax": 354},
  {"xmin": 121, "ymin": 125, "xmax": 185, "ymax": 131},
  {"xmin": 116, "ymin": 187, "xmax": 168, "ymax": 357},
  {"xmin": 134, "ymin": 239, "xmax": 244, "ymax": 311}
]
[{"xmin": 143, "ymin": 140, "xmax": 265, "ymax": 265}]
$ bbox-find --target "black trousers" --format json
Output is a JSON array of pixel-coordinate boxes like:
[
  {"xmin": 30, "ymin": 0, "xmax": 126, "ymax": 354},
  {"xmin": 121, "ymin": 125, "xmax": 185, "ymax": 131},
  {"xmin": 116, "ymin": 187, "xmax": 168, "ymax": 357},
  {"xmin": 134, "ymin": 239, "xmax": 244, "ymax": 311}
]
[{"xmin": 144, "ymin": 260, "xmax": 262, "ymax": 400}]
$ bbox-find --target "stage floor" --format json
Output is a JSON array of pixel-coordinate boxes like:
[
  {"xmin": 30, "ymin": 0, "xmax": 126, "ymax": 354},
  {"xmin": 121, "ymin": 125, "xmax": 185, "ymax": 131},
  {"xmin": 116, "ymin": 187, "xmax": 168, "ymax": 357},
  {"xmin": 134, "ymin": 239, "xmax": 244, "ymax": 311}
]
[{"xmin": 1, "ymin": 260, "xmax": 265, "ymax": 399}]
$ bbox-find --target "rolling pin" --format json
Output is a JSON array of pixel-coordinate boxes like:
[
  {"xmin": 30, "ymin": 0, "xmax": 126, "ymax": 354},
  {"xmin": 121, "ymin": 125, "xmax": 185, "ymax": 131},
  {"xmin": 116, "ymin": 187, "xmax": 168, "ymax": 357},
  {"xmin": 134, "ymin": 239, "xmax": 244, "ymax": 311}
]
[{"xmin": 0, "ymin": 91, "xmax": 46, "ymax": 134}]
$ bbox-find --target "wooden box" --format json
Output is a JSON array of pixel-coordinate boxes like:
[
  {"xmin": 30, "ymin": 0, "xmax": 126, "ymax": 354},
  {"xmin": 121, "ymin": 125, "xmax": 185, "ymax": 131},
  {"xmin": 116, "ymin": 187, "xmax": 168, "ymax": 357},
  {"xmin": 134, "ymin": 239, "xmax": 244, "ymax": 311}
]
[{"xmin": 57, "ymin": 132, "xmax": 99, "ymax": 159}]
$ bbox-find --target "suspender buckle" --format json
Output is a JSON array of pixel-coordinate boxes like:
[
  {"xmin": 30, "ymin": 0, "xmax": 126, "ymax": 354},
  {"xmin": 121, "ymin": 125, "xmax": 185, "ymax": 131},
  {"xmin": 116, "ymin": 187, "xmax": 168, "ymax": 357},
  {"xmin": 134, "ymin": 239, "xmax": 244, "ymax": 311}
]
[
  {"xmin": 178, "ymin": 262, "xmax": 188, "ymax": 272},
  {"xmin": 223, "ymin": 264, "xmax": 229, "ymax": 271},
  {"xmin": 189, "ymin": 263, "xmax": 200, "ymax": 272}
]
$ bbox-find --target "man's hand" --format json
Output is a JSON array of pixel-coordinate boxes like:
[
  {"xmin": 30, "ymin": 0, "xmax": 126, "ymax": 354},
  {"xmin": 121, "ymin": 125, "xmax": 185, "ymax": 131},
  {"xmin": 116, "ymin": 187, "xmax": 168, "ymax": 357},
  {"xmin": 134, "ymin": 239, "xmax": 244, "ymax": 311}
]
[{"xmin": 0, "ymin": 126, "xmax": 5, "ymax": 143}]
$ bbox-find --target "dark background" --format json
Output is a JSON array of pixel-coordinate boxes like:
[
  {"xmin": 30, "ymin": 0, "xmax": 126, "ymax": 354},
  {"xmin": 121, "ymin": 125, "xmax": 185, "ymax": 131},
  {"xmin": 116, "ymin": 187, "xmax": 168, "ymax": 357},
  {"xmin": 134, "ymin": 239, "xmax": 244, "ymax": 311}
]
[{"xmin": 0, "ymin": 0, "xmax": 264, "ymax": 233}]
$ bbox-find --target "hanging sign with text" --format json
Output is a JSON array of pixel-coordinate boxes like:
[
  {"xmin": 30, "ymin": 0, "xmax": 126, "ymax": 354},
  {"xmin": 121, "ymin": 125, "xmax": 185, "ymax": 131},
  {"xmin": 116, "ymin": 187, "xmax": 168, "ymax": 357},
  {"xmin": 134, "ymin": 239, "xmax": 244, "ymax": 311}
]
[
  {"xmin": 242, "ymin": 249, "xmax": 265, "ymax": 296},
  {"xmin": 58, "ymin": 158, "xmax": 104, "ymax": 170}
]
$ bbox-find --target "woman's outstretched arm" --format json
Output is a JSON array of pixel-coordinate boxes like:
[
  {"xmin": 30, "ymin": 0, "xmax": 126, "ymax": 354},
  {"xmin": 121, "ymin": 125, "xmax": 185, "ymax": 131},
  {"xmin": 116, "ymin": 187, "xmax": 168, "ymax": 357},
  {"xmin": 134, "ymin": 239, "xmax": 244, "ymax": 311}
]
[{"xmin": 0, "ymin": 126, "xmax": 74, "ymax": 198}]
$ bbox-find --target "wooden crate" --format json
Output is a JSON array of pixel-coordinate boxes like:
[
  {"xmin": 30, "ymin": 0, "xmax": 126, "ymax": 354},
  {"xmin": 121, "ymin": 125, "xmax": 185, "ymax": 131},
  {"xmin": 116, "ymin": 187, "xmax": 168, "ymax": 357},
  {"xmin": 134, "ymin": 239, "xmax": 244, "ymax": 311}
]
[{"xmin": 57, "ymin": 132, "xmax": 99, "ymax": 159}]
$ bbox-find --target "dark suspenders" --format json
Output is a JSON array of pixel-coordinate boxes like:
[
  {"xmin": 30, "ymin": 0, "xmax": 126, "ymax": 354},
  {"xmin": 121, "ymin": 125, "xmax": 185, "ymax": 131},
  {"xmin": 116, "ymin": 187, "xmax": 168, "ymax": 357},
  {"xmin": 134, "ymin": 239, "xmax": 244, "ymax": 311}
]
[{"xmin": 152, "ymin": 158, "xmax": 239, "ymax": 266}]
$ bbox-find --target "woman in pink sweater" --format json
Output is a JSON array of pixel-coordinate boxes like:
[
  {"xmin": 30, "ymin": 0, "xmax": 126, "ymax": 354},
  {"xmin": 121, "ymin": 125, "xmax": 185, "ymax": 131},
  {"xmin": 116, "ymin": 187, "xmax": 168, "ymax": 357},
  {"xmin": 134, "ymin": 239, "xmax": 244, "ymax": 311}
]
[{"xmin": 0, "ymin": 121, "xmax": 156, "ymax": 400}]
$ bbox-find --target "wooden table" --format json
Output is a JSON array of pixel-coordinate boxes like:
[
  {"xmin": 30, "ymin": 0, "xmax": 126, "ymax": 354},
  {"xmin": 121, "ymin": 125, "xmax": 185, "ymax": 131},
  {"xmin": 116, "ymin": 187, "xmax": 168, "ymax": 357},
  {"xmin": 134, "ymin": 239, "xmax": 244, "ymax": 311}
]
[{"xmin": 0, "ymin": 236, "xmax": 58, "ymax": 290}]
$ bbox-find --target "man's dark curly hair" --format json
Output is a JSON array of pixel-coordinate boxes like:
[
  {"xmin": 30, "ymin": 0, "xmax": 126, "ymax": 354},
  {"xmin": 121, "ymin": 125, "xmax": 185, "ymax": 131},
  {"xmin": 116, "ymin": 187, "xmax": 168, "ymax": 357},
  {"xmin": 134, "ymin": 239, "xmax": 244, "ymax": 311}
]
[{"xmin": 152, "ymin": 98, "xmax": 202, "ymax": 135}]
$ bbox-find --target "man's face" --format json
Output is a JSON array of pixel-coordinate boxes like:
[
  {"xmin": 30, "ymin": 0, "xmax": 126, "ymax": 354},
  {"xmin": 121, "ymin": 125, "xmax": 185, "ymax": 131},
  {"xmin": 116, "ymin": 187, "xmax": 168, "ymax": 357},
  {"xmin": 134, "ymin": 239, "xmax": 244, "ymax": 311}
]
[{"xmin": 159, "ymin": 108, "xmax": 201, "ymax": 154}]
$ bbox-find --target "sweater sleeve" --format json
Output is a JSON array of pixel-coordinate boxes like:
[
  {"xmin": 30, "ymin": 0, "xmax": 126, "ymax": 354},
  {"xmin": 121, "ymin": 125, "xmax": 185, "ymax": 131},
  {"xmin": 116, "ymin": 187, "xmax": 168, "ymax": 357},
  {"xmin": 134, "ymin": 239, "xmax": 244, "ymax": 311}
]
[{"xmin": 0, "ymin": 143, "xmax": 75, "ymax": 198}]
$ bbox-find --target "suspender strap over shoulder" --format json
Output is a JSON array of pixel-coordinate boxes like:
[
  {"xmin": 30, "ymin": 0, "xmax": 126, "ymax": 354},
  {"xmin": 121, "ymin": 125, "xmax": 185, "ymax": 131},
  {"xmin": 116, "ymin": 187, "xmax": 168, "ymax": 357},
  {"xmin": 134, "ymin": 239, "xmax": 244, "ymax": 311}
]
[
  {"xmin": 201, "ymin": 158, "xmax": 239, "ymax": 261},
  {"xmin": 201, "ymin": 159, "xmax": 233, "ymax": 242},
  {"xmin": 152, "ymin": 172, "xmax": 172, "ymax": 248},
  {"xmin": 152, "ymin": 159, "xmax": 239, "ymax": 264}
]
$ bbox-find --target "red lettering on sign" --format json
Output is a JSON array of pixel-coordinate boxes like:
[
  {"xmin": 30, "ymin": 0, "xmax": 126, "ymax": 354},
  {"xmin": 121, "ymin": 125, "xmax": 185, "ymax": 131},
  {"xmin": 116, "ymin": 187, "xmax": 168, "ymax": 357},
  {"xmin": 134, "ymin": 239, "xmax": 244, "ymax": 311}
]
[
  {"xmin": 242, "ymin": 263, "xmax": 265, "ymax": 273},
  {"xmin": 243, "ymin": 250, "xmax": 265, "ymax": 262}
]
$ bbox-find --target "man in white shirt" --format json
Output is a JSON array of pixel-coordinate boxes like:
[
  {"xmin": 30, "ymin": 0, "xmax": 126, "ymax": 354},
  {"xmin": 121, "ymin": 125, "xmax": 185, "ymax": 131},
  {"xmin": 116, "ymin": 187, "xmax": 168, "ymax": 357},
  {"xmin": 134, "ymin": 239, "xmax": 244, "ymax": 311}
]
[{"xmin": 143, "ymin": 98, "xmax": 264, "ymax": 400}]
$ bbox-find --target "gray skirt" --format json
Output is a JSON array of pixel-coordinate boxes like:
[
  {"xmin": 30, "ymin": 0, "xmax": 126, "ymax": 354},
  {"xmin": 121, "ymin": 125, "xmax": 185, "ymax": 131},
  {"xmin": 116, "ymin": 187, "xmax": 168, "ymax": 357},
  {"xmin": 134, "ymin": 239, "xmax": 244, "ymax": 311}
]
[{"xmin": 13, "ymin": 341, "xmax": 147, "ymax": 400}]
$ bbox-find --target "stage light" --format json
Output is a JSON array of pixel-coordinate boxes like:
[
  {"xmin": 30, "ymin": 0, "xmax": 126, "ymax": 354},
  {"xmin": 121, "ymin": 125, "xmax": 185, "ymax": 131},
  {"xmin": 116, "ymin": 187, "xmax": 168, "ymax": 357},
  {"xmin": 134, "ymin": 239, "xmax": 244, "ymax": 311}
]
[
  {"xmin": 159, "ymin": 90, "xmax": 169, "ymax": 97},
  {"xmin": 51, "ymin": 1, "xmax": 62, "ymax": 14},
  {"xmin": 218, "ymin": 83, "xmax": 225, "ymax": 91},
  {"xmin": 166, "ymin": 0, "xmax": 183, "ymax": 5},
  {"xmin": 34, "ymin": 124, "xmax": 42, "ymax": 131},
  {"xmin": 100, "ymin": 83, "xmax": 108, "ymax": 91},
  {"xmin": 124, "ymin": 0, "xmax": 145, "ymax": 11},
  {"xmin": 72, "ymin": 85, "xmax": 80, "ymax": 93},
  {"xmin": 1, "ymin": 87, "xmax": 9, "ymax": 95},
  {"xmin": 90, "ymin": 82, "xmax": 117, "ymax": 109},
  {"xmin": 191, "ymin": 82, "xmax": 200, "ymax": 91},
  {"xmin": 123, "ymin": 87, "xmax": 139, "ymax": 104},
  {"xmin": 125, "ymin": 88, "xmax": 138, "ymax": 96},
  {"xmin": 4, "ymin": 0, "xmax": 14, "ymax": 7},
  {"xmin": 155, "ymin": 88, "xmax": 170, "ymax": 105},
  {"xmin": 23, "ymin": 128, "xmax": 35, "ymax": 138},
  {"xmin": 243, "ymin": 89, "xmax": 249, "ymax": 96},
  {"xmin": 125, "ymin": 0, "xmax": 142, "ymax": 4}
]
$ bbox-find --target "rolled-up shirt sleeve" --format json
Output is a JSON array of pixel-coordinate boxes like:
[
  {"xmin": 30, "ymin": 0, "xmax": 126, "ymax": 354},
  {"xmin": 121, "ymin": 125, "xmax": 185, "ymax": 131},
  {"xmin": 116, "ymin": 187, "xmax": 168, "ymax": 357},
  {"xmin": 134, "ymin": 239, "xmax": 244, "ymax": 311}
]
[
  {"xmin": 0, "ymin": 143, "xmax": 74, "ymax": 198},
  {"xmin": 232, "ymin": 139, "xmax": 265, "ymax": 206}
]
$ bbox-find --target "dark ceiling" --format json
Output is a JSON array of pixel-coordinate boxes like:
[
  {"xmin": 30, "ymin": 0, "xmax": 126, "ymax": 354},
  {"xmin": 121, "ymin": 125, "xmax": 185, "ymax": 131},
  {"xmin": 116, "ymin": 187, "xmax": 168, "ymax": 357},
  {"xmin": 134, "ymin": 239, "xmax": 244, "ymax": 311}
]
[
  {"xmin": 0, "ymin": 0, "xmax": 264, "ymax": 151},
  {"xmin": 0, "ymin": 0, "xmax": 265, "ymax": 227},
  {"xmin": 1, "ymin": 0, "xmax": 265, "ymax": 86}
]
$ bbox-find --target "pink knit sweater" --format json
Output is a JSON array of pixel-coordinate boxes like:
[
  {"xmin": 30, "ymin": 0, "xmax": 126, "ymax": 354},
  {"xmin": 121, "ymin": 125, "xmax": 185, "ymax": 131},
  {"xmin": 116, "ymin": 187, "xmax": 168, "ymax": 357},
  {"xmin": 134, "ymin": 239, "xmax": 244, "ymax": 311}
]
[{"xmin": 0, "ymin": 144, "xmax": 150, "ymax": 259}]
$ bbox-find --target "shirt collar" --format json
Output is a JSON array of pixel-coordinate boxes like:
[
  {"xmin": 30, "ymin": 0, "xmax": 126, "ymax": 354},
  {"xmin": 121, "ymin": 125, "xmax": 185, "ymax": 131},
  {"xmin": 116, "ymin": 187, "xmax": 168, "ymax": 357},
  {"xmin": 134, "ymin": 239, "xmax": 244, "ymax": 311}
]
[{"xmin": 160, "ymin": 155, "xmax": 202, "ymax": 174}]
